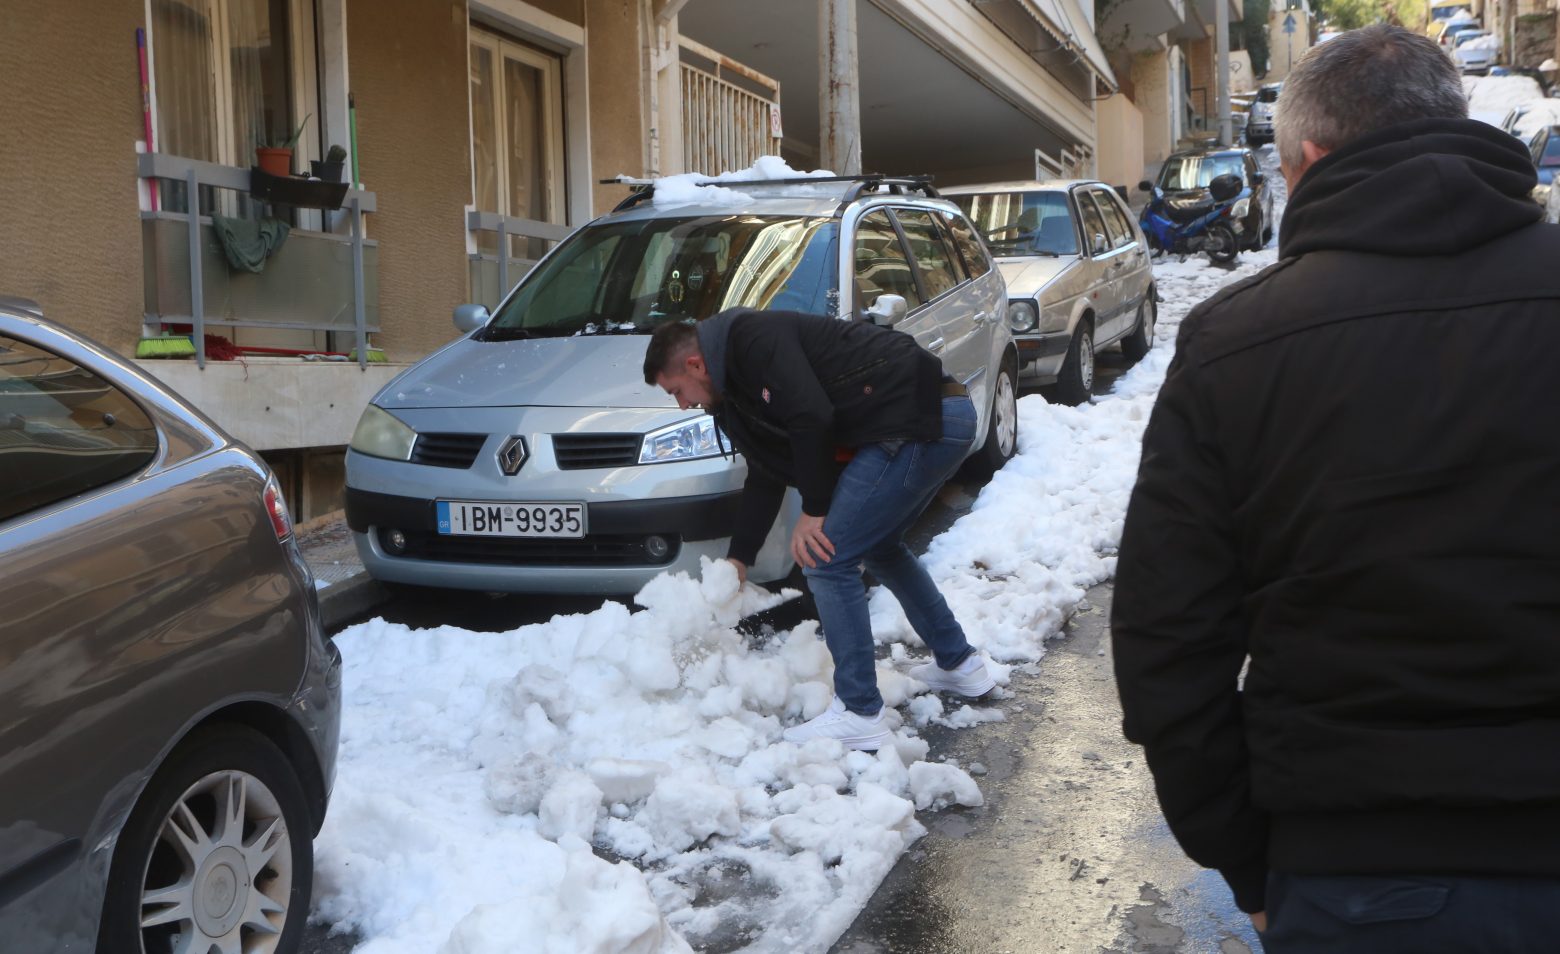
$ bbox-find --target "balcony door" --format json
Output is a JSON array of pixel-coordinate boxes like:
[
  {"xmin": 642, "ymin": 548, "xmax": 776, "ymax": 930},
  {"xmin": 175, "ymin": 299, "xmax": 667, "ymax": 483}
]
[{"xmin": 469, "ymin": 30, "xmax": 566, "ymax": 269}]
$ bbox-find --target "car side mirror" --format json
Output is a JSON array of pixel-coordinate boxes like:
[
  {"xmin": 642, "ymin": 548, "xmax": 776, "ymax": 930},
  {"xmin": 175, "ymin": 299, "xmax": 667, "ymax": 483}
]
[
  {"xmin": 1137, "ymin": 180, "xmax": 1154, "ymax": 193},
  {"xmin": 453, "ymin": 303, "xmax": 490, "ymax": 333},
  {"xmin": 866, "ymin": 294, "xmax": 908, "ymax": 327},
  {"xmin": 1092, "ymin": 233, "xmax": 1110, "ymax": 256}
]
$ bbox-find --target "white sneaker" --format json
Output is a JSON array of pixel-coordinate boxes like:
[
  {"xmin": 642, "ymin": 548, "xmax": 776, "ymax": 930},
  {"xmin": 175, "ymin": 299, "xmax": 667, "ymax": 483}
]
[
  {"xmin": 910, "ymin": 653, "xmax": 996, "ymax": 698},
  {"xmin": 782, "ymin": 697, "xmax": 892, "ymax": 751}
]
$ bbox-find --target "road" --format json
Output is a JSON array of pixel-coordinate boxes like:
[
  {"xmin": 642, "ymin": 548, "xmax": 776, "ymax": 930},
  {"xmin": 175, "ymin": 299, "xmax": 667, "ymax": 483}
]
[{"xmin": 303, "ymin": 356, "xmax": 1146, "ymax": 954}]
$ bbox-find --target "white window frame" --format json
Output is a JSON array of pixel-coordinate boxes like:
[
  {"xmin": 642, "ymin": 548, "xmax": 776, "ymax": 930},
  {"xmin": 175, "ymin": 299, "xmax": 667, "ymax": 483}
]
[{"xmin": 469, "ymin": 27, "xmax": 568, "ymax": 233}]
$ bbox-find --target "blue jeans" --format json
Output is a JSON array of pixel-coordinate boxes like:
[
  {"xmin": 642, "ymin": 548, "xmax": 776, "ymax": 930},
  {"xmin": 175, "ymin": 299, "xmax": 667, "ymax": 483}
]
[
  {"xmin": 803, "ymin": 395, "xmax": 979, "ymax": 716},
  {"xmin": 1261, "ymin": 872, "xmax": 1560, "ymax": 953}
]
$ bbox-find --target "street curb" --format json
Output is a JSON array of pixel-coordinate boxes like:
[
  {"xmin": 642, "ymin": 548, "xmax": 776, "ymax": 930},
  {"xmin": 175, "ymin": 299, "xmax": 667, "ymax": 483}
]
[{"xmin": 319, "ymin": 571, "xmax": 391, "ymax": 632}]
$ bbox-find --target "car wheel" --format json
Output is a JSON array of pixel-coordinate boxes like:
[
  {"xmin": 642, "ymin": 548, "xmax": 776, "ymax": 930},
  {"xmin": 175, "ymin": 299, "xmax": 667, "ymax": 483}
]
[
  {"xmin": 1054, "ymin": 322, "xmax": 1094, "ymax": 407},
  {"xmin": 98, "ymin": 726, "xmax": 313, "ymax": 954},
  {"xmin": 969, "ymin": 358, "xmax": 1018, "ymax": 476},
  {"xmin": 1206, "ymin": 223, "xmax": 1239, "ymax": 264},
  {"xmin": 1120, "ymin": 295, "xmax": 1156, "ymax": 363}
]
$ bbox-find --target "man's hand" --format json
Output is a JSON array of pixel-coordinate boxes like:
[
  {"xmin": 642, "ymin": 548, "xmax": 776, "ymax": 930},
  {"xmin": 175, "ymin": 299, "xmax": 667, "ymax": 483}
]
[
  {"xmin": 789, "ymin": 513, "xmax": 835, "ymax": 569},
  {"xmin": 726, "ymin": 558, "xmax": 748, "ymax": 585},
  {"xmin": 1249, "ymin": 912, "xmax": 1267, "ymax": 933}
]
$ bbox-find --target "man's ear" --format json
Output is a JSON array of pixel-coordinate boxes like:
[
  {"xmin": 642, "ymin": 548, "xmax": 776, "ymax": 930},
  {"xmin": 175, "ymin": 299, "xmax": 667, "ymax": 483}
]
[
  {"xmin": 1300, "ymin": 140, "xmax": 1331, "ymax": 169},
  {"xmin": 686, "ymin": 353, "xmax": 706, "ymax": 375}
]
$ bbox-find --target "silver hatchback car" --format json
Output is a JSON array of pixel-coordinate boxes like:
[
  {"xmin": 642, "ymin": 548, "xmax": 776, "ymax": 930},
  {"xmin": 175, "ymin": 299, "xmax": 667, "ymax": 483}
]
[
  {"xmin": 0, "ymin": 299, "xmax": 340, "ymax": 953},
  {"xmin": 346, "ymin": 176, "xmax": 1018, "ymax": 594},
  {"xmin": 943, "ymin": 180, "xmax": 1157, "ymax": 405}
]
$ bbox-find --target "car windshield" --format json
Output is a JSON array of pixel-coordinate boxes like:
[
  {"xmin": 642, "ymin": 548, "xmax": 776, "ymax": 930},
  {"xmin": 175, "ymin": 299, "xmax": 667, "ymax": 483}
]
[
  {"xmin": 1158, "ymin": 155, "xmax": 1246, "ymax": 190},
  {"xmin": 1257, "ymin": 86, "xmax": 1280, "ymax": 103},
  {"xmin": 1540, "ymin": 136, "xmax": 1560, "ymax": 167},
  {"xmin": 1455, "ymin": 31, "xmax": 1488, "ymax": 46},
  {"xmin": 949, "ymin": 191, "xmax": 1077, "ymax": 257},
  {"xmin": 480, "ymin": 214, "xmax": 839, "ymax": 339}
]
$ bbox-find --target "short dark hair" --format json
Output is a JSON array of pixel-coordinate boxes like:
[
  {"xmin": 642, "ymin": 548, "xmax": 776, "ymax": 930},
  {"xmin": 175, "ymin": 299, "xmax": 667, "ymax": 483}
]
[
  {"xmin": 1277, "ymin": 25, "xmax": 1467, "ymax": 167},
  {"xmin": 642, "ymin": 320, "xmax": 702, "ymax": 385}
]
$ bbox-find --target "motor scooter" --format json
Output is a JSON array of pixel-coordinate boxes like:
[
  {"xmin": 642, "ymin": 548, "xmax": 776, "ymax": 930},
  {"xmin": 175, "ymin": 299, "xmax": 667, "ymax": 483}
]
[{"xmin": 1137, "ymin": 173, "xmax": 1247, "ymax": 264}]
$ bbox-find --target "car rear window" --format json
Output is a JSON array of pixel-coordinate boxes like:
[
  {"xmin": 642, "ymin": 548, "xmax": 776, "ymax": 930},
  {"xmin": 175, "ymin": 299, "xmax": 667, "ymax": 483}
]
[{"xmin": 0, "ymin": 336, "xmax": 159, "ymax": 523}]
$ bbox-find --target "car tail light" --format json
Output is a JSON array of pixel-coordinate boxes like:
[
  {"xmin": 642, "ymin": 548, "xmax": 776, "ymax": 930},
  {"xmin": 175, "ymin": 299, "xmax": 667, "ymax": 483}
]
[{"xmin": 265, "ymin": 476, "xmax": 294, "ymax": 541}]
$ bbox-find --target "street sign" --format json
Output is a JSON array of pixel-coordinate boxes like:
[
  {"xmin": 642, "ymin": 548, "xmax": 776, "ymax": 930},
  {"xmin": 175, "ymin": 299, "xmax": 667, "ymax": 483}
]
[{"xmin": 1283, "ymin": 13, "xmax": 1297, "ymax": 33}]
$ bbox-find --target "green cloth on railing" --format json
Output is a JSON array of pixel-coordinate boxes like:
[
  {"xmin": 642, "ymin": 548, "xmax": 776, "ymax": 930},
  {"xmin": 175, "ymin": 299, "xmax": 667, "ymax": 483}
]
[{"xmin": 211, "ymin": 214, "xmax": 290, "ymax": 273}]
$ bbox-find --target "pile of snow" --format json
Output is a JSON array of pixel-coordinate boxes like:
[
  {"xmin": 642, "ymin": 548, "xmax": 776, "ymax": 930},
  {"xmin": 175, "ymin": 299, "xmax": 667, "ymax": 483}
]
[
  {"xmin": 1464, "ymin": 74, "xmax": 1549, "ymax": 132},
  {"xmin": 314, "ymin": 180, "xmax": 1286, "ymax": 951},
  {"xmin": 1460, "ymin": 33, "xmax": 1499, "ymax": 51},
  {"xmin": 645, "ymin": 156, "xmax": 839, "ymax": 209}
]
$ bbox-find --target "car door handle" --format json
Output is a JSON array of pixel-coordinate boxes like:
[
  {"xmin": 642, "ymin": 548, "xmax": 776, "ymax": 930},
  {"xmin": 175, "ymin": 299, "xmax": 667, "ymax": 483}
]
[
  {"xmin": 928, "ymin": 337, "xmax": 945, "ymax": 353},
  {"xmin": 972, "ymin": 311, "xmax": 990, "ymax": 324}
]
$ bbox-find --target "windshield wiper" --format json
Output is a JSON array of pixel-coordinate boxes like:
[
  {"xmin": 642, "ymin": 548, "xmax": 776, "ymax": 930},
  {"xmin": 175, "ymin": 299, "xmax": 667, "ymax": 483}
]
[{"xmin": 481, "ymin": 328, "xmax": 536, "ymax": 342}]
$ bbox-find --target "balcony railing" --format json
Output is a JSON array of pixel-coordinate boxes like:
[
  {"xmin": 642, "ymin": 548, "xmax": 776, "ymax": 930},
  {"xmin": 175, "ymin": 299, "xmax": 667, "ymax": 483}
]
[
  {"xmin": 466, "ymin": 210, "xmax": 574, "ymax": 307},
  {"xmin": 137, "ymin": 153, "xmax": 380, "ymax": 368}
]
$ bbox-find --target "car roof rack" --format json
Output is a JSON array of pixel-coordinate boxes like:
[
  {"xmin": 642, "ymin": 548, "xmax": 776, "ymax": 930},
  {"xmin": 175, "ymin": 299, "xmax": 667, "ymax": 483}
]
[{"xmin": 598, "ymin": 173, "xmax": 940, "ymax": 213}]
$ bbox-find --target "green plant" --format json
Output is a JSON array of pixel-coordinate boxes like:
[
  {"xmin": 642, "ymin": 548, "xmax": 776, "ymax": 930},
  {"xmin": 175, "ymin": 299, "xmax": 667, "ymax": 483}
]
[
  {"xmin": 325, "ymin": 143, "xmax": 347, "ymax": 163},
  {"xmin": 259, "ymin": 113, "xmax": 312, "ymax": 150}
]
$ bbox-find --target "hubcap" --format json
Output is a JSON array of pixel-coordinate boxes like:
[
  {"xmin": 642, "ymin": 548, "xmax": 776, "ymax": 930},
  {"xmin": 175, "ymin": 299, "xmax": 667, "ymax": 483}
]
[
  {"xmin": 1079, "ymin": 332, "xmax": 1094, "ymax": 390},
  {"xmin": 995, "ymin": 371, "xmax": 1017, "ymax": 457},
  {"xmin": 139, "ymin": 770, "xmax": 292, "ymax": 954}
]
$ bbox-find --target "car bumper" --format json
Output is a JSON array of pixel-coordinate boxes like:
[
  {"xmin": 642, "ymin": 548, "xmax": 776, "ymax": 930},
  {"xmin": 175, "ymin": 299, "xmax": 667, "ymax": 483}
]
[
  {"xmin": 1246, "ymin": 123, "xmax": 1274, "ymax": 139},
  {"xmin": 1014, "ymin": 330, "xmax": 1072, "ymax": 380},
  {"xmin": 346, "ymin": 486, "xmax": 744, "ymax": 594}
]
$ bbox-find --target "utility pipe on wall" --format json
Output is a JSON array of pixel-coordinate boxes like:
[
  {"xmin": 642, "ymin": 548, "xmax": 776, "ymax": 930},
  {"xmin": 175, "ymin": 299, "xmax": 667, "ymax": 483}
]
[{"xmin": 1216, "ymin": 0, "xmax": 1232, "ymax": 145}]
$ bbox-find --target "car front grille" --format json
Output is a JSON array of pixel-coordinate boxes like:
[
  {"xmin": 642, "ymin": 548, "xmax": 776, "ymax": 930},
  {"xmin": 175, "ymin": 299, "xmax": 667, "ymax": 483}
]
[
  {"xmin": 411, "ymin": 433, "xmax": 486, "ymax": 469},
  {"xmin": 552, "ymin": 433, "xmax": 641, "ymax": 470},
  {"xmin": 387, "ymin": 529, "xmax": 681, "ymax": 567}
]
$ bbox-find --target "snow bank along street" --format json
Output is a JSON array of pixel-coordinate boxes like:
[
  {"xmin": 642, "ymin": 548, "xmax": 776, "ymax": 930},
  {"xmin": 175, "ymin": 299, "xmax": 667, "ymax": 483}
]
[{"xmin": 314, "ymin": 229, "xmax": 1283, "ymax": 954}]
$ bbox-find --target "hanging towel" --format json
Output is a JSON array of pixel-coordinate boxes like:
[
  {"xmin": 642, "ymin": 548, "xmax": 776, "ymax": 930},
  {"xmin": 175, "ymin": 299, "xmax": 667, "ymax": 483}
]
[{"xmin": 211, "ymin": 214, "xmax": 290, "ymax": 273}]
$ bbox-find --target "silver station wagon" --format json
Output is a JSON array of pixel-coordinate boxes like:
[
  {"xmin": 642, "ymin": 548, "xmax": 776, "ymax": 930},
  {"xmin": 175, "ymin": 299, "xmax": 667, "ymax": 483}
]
[
  {"xmin": 943, "ymin": 180, "xmax": 1157, "ymax": 405},
  {"xmin": 345, "ymin": 176, "xmax": 1018, "ymax": 595}
]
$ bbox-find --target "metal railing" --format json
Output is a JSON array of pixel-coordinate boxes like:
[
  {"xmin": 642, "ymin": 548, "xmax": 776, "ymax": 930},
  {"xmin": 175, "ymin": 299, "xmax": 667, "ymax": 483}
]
[
  {"xmin": 465, "ymin": 210, "xmax": 573, "ymax": 304},
  {"xmin": 136, "ymin": 152, "xmax": 379, "ymax": 368},
  {"xmin": 679, "ymin": 36, "xmax": 783, "ymax": 176}
]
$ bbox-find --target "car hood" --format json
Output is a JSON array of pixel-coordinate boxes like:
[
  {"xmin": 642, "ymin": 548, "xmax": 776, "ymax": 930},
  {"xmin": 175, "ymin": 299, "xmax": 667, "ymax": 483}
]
[
  {"xmin": 374, "ymin": 335, "xmax": 673, "ymax": 410},
  {"xmin": 994, "ymin": 256, "xmax": 1079, "ymax": 296}
]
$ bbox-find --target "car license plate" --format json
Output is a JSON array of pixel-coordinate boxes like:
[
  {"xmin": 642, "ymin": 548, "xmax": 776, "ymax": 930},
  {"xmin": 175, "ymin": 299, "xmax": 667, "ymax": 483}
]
[{"xmin": 436, "ymin": 500, "xmax": 586, "ymax": 538}]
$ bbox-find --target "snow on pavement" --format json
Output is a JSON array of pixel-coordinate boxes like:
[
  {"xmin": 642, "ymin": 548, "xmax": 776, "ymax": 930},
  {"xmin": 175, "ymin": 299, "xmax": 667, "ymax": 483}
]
[{"xmin": 315, "ymin": 243, "xmax": 1282, "ymax": 954}]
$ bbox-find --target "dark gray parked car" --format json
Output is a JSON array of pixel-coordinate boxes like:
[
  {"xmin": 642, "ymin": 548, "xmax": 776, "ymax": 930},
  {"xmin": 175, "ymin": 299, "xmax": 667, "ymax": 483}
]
[{"xmin": 0, "ymin": 298, "xmax": 341, "ymax": 953}]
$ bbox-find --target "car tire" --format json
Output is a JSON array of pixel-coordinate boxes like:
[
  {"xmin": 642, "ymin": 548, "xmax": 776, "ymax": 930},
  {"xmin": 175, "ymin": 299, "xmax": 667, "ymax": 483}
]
[
  {"xmin": 1120, "ymin": 295, "xmax": 1156, "ymax": 363},
  {"xmin": 969, "ymin": 357, "xmax": 1019, "ymax": 476},
  {"xmin": 1054, "ymin": 321, "xmax": 1095, "ymax": 407},
  {"xmin": 98, "ymin": 725, "xmax": 313, "ymax": 954},
  {"xmin": 1206, "ymin": 223, "xmax": 1239, "ymax": 264}
]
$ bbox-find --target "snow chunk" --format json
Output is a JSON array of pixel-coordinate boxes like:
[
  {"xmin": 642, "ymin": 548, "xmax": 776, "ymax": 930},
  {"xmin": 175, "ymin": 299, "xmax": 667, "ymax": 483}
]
[
  {"xmin": 538, "ymin": 771, "xmax": 604, "ymax": 842},
  {"xmin": 649, "ymin": 156, "xmax": 837, "ymax": 209},
  {"xmin": 639, "ymin": 770, "xmax": 741, "ymax": 854},
  {"xmin": 908, "ymin": 761, "xmax": 984, "ymax": 811}
]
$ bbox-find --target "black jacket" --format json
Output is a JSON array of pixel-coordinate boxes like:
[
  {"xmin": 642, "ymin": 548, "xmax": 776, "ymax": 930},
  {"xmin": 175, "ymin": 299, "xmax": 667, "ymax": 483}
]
[
  {"xmin": 696, "ymin": 308, "xmax": 945, "ymax": 565},
  {"xmin": 1112, "ymin": 118, "xmax": 1560, "ymax": 913}
]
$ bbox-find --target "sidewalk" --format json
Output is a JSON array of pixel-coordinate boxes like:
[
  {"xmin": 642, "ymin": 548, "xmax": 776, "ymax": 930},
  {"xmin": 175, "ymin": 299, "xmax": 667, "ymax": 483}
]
[{"xmin": 295, "ymin": 511, "xmax": 389, "ymax": 631}]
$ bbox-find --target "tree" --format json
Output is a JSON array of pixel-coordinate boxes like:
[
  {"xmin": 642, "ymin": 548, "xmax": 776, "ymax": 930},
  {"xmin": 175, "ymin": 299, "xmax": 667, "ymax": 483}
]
[
  {"xmin": 1244, "ymin": 0, "xmax": 1274, "ymax": 74},
  {"xmin": 1312, "ymin": 0, "xmax": 1389, "ymax": 30}
]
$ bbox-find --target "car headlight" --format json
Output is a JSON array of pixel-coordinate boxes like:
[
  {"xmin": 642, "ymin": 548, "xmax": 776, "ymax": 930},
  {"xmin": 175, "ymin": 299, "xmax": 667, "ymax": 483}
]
[
  {"xmin": 640, "ymin": 416, "xmax": 726, "ymax": 464},
  {"xmin": 349, "ymin": 404, "xmax": 416, "ymax": 461},
  {"xmin": 1232, "ymin": 198, "xmax": 1250, "ymax": 219},
  {"xmin": 1008, "ymin": 300, "xmax": 1039, "ymax": 333}
]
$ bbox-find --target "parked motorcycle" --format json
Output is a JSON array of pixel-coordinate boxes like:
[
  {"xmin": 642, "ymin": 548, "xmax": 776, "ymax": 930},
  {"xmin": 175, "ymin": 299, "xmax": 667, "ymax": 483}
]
[{"xmin": 1137, "ymin": 173, "xmax": 1247, "ymax": 264}]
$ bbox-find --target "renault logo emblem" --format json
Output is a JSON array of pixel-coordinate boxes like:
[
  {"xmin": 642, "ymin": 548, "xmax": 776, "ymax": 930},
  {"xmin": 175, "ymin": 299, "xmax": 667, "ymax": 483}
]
[{"xmin": 497, "ymin": 436, "xmax": 528, "ymax": 475}]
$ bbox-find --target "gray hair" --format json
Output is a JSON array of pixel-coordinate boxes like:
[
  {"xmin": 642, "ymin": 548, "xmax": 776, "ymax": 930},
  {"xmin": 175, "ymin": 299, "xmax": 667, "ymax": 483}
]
[{"xmin": 1275, "ymin": 25, "xmax": 1468, "ymax": 169}]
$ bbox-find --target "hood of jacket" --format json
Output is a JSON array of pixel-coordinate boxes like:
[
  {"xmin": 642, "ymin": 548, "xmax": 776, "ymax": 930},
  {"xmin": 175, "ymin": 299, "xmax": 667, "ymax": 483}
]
[
  {"xmin": 695, "ymin": 308, "xmax": 744, "ymax": 397},
  {"xmin": 1280, "ymin": 117, "xmax": 1540, "ymax": 259}
]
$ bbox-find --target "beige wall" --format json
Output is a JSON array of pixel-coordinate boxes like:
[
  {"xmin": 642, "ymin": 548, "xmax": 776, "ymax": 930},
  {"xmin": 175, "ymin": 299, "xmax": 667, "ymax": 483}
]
[
  {"xmin": 1096, "ymin": 94, "xmax": 1146, "ymax": 191},
  {"xmin": 527, "ymin": 0, "xmax": 585, "ymax": 25},
  {"xmin": 587, "ymin": 0, "xmax": 648, "ymax": 214},
  {"xmin": 1132, "ymin": 49, "xmax": 1174, "ymax": 169},
  {"xmin": 348, "ymin": 0, "xmax": 473, "ymax": 361},
  {"xmin": 0, "ymin": 0, "xmax": 147, "ymax": 351},
  {"xmin": 1266, "ymin": 9, "xmax": 1312, "ymax": 82}
]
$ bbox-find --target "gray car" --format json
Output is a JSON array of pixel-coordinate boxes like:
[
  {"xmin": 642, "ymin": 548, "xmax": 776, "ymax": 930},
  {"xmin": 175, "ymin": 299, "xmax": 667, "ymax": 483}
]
[
  {"xmin": 943, "ymin": 180, "xmax": 1157, "ymax": 405},
  {"xmin": 0, "ymin": 299, "xmax": 341, "ymax": 953},
  {"xmin": 345, "ymin": 176, "xmax": 1018, "ymax": 595}
]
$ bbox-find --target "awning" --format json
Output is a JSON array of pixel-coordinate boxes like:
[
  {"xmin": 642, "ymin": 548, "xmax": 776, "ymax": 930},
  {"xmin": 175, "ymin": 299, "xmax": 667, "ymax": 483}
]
[{"xmin": 1018, "ymin": 0, "xmax": 1117, "ymax": 90}]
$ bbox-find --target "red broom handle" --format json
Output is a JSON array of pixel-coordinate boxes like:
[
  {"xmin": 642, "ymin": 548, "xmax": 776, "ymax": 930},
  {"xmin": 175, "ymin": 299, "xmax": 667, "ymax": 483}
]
[{"xmin": 137, "ymin": 28, "xmax": 159, "ymax": 212}]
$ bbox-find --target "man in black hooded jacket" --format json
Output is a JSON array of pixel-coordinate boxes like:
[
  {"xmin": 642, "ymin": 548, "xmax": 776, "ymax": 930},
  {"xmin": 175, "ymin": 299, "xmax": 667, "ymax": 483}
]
[{"xmin": 1113, "ymin": 25, "xmax": 1560, "ymax": 950}]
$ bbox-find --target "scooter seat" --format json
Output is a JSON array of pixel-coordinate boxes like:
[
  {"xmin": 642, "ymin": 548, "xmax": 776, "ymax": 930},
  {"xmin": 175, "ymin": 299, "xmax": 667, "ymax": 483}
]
[{"xmin": 1166, "ymin": 196, "xmax": 1216, "ymax": 223}]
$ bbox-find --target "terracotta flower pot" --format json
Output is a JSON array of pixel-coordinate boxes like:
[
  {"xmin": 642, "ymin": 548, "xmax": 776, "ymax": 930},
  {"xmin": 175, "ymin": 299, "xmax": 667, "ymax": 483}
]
[{"xmin": 255, "ymin": 147, "xmax": 294, "ymax": 177}]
